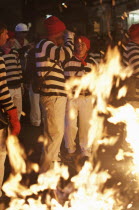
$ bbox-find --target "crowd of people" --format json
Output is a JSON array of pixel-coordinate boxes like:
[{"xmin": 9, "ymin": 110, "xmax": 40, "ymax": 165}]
[{"xmin": 0, "ymin": 15, "xmax": 139, "ymax": 196}]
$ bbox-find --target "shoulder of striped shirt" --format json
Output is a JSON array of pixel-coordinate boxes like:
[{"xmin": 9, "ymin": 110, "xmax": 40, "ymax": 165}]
[
  {"xmin": 88, "ymin": 53, "xmax": 99, "ymax": 63},
  {"xmin": 0, "ymin": 48, "xmax": 19, "ymax": 55},
  {"xmin": 0, "ymin": 56, "xmax": 4, "ymax": 61},
  {"xmin": 36, "ymin": 39, "xmax": 51, "ymax": 48},
  {"xmin": 126, "ymin": 42, "xmax": 139, "ymax": 48}
]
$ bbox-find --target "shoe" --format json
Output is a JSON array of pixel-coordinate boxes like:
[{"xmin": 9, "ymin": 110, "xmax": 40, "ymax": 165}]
[{"xmin": 62, "ymin": 151, "xmax": 78, "ymax": 162}]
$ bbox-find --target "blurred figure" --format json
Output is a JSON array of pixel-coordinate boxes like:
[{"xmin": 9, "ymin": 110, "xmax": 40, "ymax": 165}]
[
  {"xmin": 123, "ymin": 24, "xmax": 139, "ymax": 107},
  {"xmin": 35, "ymin": 16, "xmax": 74, "ymax": 171},
  {"xmin": 25, "ymin": 43, "xmax": 42, "ymax": 127},
  {"xmin": 13, "ymin": 23, "xmax": 34, "ymax": 122},
  {"xmin": 63, "ymin": 36, "xmax": 98, "ymax": 158},
  {"xmin": 14, "ymin": 23, "xmax": 29, "ymax": 49},
  {"xmin": 0, "ymin": 31, "xmax": 23, "ymax": 119},
  {"xmin": 13, "ymin": 23, "xmax": 34, "ymax": 68},
  {"xmin": 0, "ymin": 23, "xmax": 20, "ymax": 197}
]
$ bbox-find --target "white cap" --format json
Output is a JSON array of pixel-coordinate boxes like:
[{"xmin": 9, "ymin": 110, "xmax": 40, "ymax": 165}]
[{"xmin": 15, "ymin": 23, "xmax": 29, "ymax": 32}]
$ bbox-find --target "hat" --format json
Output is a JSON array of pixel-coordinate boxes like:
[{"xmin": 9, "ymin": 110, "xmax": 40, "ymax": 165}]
[
  {"xmin": 75, "ymin": 36, "xmax": 90, "ymax": 50},
  {"xmin": 8, "ymin": 31, "xmax": 15, "ymax": 39},
  {"xmin": 128, "ymin": 24, "xmax": 139, "ymax": 40},
  {"xmin": 15, "ymin": 23, "xmax": 29, "ymax": 32},
  {"xmin": 44, "ymin": 16, "xmax": 66, "ymax": 36}
]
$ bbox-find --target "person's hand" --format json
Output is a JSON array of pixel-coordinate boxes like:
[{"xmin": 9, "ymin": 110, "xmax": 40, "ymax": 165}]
[
  {"xmin": 64, "ymin": 30, "xmax": 75, "ymax": 40},
  {"xmin": 7, "ymin": 108, "xmax": 21, "ymax": 135}
]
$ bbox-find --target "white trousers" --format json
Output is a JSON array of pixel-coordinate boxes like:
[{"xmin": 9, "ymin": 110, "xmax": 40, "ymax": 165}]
[
  {"xmin": 64, "ymin": 96, "xmax": 93, "ymax": 156},
  {"xmin": 0, "ymin": 128, "xmax": 7, "ymax": 197},
  {"xmin": 29, "ymin": 85, "xmax": 41, "ymax": 126},
  {"xmin": 9, "ymin": 87, "xmax": 22, "ymax": 120},
  {"xmin": 40, "ymin": 96, "xmax": 67, "ymax": 172}
]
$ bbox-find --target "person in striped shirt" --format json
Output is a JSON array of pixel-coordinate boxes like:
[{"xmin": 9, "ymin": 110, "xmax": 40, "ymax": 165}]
[
  {"xmin": 123, "ymin": 23, "xmax": 139, "ymax": 107},
  {"xmin": 0, "ymin": 23, "xmax": 21, "ymax": 197},
  {"xmin": 0, "ymin": 31, "xmax": 23, "ymax": 119},
  {"xmin": 35, "ymin": 16, "xmax": 74, "ymax": 171},
  {"xmin": 63, "ymin": 36, "xmax": 98, "ymax": 159}
]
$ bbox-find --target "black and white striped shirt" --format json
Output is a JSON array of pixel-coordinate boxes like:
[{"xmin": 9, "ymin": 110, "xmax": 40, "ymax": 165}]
[
  {"xmin": 63, "ymin": 53, "xmax": 99, "ymax": 96},
  {"xmin": 0, "ymin": 57, "xmax": 15, "ymax": 111},
  {"xmin": 0, "ymin": 48, "xmax": 23, "ymax": 88},
  {"xmin": 63, "ymin": 53, "xmax": 99, "ymax": 80},
  {"xmin": 123, "ymin": 41, "xmax": 139, "ymax": 98},
  {"xmin": 123, "ymin": 41, "xmax": 139, "ymax": 76},
  {"xmin": 35, "ymin": 38, "xmax": 74, "ymax": 97}
]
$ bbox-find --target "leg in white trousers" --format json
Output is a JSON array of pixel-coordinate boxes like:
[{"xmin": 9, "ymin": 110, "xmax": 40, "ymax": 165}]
[
  {"xmin": 64, "ymin": 96, "xmax": 93, "ymax": 156},
  {"xmin": 40, "ymin": 96, "xmax": 67, "ymax": 172},
  {"xmin": 78, "ymin": 96, "xmax": 93, "ymax": 156},
  {"xmin": 29, "ymin": 85, "xmax": 41, "ymax": 126},
  {"xmin": 9, "ymin": 87, "xmax": 22, "ymax": 120},
  {"xmin": 0, "ymin": 128, "xmax": 7, "ymax": 197},
  {"xmin": 64, "ymin": 97, "xmax": 78, "ymax": 153}
]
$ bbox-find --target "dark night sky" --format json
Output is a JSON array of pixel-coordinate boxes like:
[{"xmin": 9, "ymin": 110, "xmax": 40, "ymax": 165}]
[{"xmin": 0, "ymin": 0, "xmax": 138, "ymax": 32}]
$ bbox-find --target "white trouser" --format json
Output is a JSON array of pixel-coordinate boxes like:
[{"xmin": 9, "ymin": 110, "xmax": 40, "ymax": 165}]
[
  {"xmin": 40, "ymin": 96, "xmax": 67, "ymax": 172},
  {"xmin": 29, "ymin": 85, "xmax": 41, "ymax": 126},
  {"xmin": 64, "ymin": 95, "xmax": 93, "ymax": 157},
  {"xmin": 0, "ymin": 128, "xmax": 7, "ymax": 197},
  {"xmin": 9, "ymin": 87, "xmax": 22, "ymax": 120}
]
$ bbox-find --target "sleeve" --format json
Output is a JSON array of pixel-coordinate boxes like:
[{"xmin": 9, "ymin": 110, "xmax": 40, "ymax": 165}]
[
  {"xmin": 122, "ymin": 48, "xmax": 129, "ymax": 68},
  {"xmin": 35, "ymin": 38, "xmax": 74, "ymax": 68},
  {"xmin": 123, "ymin": 45, "xmax": 139, "ymax": 77},
  {"xmin": 16, "ymin": 51, "xmax": 23, "ymax": 83},
  {"xmin": 89, "ymin": 53, "xmax": 99, "ymax": 71},
  {"xmin": 90, "ymin": 52, "xmax": 101, "ymax": 64},
  {"xmin": 0, "ymin": 57, "xmax": 15, "ymax": 111}
]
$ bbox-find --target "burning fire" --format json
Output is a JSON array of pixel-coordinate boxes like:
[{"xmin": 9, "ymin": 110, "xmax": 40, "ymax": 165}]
[{"xmin": 2, "ymin": 47, "xmax": 139, "ymax": 209}]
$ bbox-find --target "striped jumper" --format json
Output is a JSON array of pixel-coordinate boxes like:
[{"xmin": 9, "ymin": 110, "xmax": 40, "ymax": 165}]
[
  {"xmin": 35, "ymin": 38, "xmax": 74, "ymax": 97},
  {"xmin": 0, "ymin": 57, "xmax": 15, "ymax": 111},
  {"xmin": 123, "ymin": 41, "xmax": 139, "ymax": 98},
  {"xmin": 63, "ymin": 53, "xmax": 99, "ymax": 95},
  {"xmin": 63, "ymin": 53, "xmax": 99, "ymax": 79},
  {"xmin": 0, "ymin": 48, "xmax": 23, "ymax": 89}
]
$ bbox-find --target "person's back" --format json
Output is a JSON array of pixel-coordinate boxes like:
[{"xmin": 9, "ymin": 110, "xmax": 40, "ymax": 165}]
[
  {"xmin": 0, "ymin": 35, "xmax": 23, "ymax": 119},
  {"xmin": 35, "ymin": 16, "xmax": 75, "ymax": 172},
  {"xmin": 0, "ymin": 23, "xmax": 21, "ymax": 197},
  {"xmin": 123, "ymin": 24, "xmax": 139, "ymax": 104}
]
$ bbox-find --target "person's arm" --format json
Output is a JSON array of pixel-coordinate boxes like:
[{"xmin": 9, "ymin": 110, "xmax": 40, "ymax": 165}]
[
  {"xmin": 35, "ymin": 31, "xmax": 74, "ymax": 68},
  {"xmin": 122, "ymin": 47, "xmax": 129, "ymax": 68},
  {"xmin": 16, "ymin": 51, "xmax": 23, "ymax": 83},
  {"xmin": 129, "ymin": 52, "xmax": 139, "ymax": 77},
  {"xmin": 0, "ymin": 57, "xmax": 20, "ymax": 135}
]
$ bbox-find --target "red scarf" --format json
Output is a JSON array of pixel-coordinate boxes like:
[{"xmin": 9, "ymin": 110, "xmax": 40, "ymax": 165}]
[
  {"xmin": 2, "ymin": 46, "xmax": 11, "ymax": 54},
  {"xmin": 74, "ymin": 53, "xmax": 87, "ymax": 66}
]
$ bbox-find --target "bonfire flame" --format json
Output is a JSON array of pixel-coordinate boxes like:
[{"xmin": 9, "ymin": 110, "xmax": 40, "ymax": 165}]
[{"xmin": 3, "ymin": 47, "xmax": 138, "ymax": 210}]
